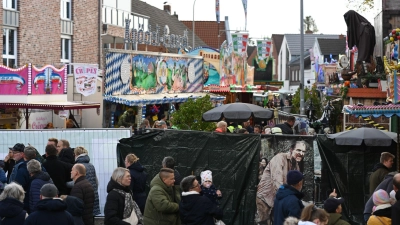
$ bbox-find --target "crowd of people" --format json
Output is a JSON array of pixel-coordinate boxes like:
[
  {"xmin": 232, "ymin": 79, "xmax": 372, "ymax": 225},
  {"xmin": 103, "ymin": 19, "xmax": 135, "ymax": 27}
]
[
  {"xmin": 0, "ymin": 141, "xmax": 224, "ymax": 225},
  {"xmin": 214, "ymin": 116, "xmax": 311, "ymax": 136}
]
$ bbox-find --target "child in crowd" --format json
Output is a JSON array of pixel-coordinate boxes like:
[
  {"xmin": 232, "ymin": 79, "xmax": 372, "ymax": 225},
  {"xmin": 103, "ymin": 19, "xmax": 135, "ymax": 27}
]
[{"xmin": 200, "ymin": 170, "xmax": 222, "ymax": 206}]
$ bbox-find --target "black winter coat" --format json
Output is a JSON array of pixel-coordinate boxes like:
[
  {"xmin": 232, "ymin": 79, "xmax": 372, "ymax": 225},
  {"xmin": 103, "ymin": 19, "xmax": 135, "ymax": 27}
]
[
  {"xmin": 0, "ymin": 197, "xmax": 27, "ymax": 225},
  {"xmin": 3, "ymin": 158, "xmax": 15, "ymax": 183},
  {"xmin": 275, "ymin": 122, "xmax": 293, "ymax": 134},
  {"xmin": 104, "ymin": 178, "xmax": 132, "ymax": 225},
  {"xmin": 25, "ymin": 199, "xmax": 74, "ymax": 225},
  {"xmin": 42, "ymin": 155, "xmax": 73, "ymax": 195},
  {"xmin": 128, "ymin": 161, "xmax": 147, "ymax": 214},
  {"xmin": 70, "ymin": 176, "xmax": 95, "ymax": 225},
  {"xmin": 179, "ymin": 193, "xmax": 223, "ymax": 225},
  {"xmin": 59, "ymin": 148, "xmax": 75, "ymax": 165},
  {"xmin": 65, "ymin": 195, "xmax": 85, "ymax": 225}
]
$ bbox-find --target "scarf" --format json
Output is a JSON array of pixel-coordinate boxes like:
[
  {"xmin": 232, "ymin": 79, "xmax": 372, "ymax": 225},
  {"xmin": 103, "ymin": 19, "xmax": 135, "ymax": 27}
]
[{"xmin": 113, "ymin": 189, "xmax": 143, "ymax": 223}]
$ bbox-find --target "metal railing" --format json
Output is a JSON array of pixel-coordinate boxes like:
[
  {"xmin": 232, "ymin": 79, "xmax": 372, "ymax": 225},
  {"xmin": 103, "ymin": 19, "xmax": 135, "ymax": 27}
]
[
  {"xmin": 102, "ymin": 5, "xmax": 149, "ymax": 30},
  {"xmin": 3, "ymin": 8, "xmax": 19, "ymax": 27}
]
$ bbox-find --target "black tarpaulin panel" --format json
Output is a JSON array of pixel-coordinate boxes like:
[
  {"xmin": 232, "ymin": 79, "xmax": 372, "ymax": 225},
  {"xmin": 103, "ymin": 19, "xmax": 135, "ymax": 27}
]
[
  {"xmin": 117, "ymin": 130, "xmax": 260, "ymax": 225},
  {"xmin": 317, "ymin": 135, "xmax": 397, "ymax": 225}
]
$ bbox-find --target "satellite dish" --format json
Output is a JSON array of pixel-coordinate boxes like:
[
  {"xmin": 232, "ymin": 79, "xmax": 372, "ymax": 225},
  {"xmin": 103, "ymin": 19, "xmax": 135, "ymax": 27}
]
[{"xmin": 339, "ymin": 55, "xmax": 349, "ymax": 68}]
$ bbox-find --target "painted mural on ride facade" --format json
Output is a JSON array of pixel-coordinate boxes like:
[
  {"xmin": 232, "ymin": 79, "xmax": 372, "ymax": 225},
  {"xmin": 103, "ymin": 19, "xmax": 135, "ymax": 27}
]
[
  {"xmin": 219, "ymin": 36, "xmax": 249, "ymax": 86},
  {"xmin": 179, "ymin": 47, "xmax": 221, "ymax": 86},
  {"xmin": 31, "ymin": 65, "xmax": 66, "ymax": 95},
  {"xmin": 104, "ymin": 51, "xmax": 203, "ymax": 96},
  {"xmin": 0, "ymin": 65, "xmax": 29, "ymax": 95}
]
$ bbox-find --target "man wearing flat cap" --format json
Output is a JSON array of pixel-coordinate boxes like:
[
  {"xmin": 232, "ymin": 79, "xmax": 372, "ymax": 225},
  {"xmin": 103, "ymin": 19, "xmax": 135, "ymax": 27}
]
[
  {"xmin": 24, "ymin": 183, "xmax": 74, "ymax": 225},
  {"xmin": 324, "ymin": 197, "xmax": 350, "ymax": 225},
  {"xmin": 273, "ymin": 170, "xmax": 305, "ymax": 225}
]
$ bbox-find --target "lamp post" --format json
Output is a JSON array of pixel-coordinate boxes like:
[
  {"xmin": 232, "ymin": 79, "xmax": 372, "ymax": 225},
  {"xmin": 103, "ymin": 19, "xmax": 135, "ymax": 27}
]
[{"xmin": 192, "ymin": 0, "xmax": 197, "ymax": 49}]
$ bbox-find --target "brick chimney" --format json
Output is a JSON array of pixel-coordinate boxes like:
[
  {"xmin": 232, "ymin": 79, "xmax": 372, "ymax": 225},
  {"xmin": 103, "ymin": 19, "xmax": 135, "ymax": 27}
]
[
  {"xmin": 339, "ymin": 34, "xmax": 345, "ymax": 39},
  {"xmin": 305, "ymin": 30, "xmax": 313, "ymax": 34},
  {"xmin": 164, "ymin": 5, "xmax": 171, "ymax": 14}
]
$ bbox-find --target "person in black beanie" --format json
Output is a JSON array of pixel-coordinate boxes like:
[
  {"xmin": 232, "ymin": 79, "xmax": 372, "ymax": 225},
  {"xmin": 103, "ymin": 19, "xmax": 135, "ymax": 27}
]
[{"xmin": 273, "ymin": 170, "xmax": 305, "ymax": 225}]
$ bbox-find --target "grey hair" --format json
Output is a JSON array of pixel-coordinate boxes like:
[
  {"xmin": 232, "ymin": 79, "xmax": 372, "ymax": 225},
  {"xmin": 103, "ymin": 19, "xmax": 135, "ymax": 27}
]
[
  {"xmin": 24, "ymin": 146, "xmax": 37, "ymax": 160},
  {"xmin": 111, "ymin": 167, "xmax": 129, "ymax": 184},
  {"xmin": 284, "ymin": 217, "xmax": 299, "ymax": 225},
  {"xmin": 27, "ymin": 159, "xmax": 42, "ymax": 174},
  {"xmin": 0, "ymin": 182, "xmax": 25, "ymax": 202}
]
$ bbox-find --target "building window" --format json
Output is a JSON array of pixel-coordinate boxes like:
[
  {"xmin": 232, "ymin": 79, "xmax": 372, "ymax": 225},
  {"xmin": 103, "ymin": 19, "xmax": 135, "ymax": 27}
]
[
  {"xmin": 61, "ymin": 0, "xmax": 71, "ymax": 20},
  {"xmin": 61, "ymin": 36, "xmax": 71, "ymax": 74},
  {"xmin": 3, "ymin": 0, "xmax": 17, "ymax": 10},
  {"xmin": 3, "ymin": 28, "xmax": 17, "ymax": 68}
]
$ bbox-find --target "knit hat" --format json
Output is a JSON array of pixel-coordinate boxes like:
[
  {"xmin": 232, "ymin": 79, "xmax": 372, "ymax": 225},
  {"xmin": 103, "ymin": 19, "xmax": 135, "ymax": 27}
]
[
  {"xmin": 40, "ymin": 184, "xmax": 58, "ymax": 198},
  {"xmin": 373, "ymin": 189, "xmax": 390, "ymax": 205},
  {"xmin": 200, "ymin": 170, "xmax": 212, "ymax": 184},
  {"xmin": 286, "ymin": 170, "xmax": 304, "ymax": 185},
  {"xmin": 324, "ymin": 197, "xmax": 345, "ymax": 213}
]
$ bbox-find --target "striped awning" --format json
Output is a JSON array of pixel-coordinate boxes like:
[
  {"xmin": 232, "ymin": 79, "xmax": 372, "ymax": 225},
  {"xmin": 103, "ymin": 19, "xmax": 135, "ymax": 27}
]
[
  {"xmin": 342, "ymin": 104, "xmax": 400, "ymax": 118},
  {"xmin": 104, "ymin": 93, "xmax": 225, "ymax": 106}
]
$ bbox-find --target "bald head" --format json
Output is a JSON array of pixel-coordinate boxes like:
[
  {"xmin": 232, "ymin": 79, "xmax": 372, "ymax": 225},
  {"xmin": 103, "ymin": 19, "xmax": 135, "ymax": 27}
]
[
  {"xmin": 71, "ymin": 163, "xmax": 86, "ymax": 181},
  {"xmin": 393, "ymin": 173, "xmax": 400, "ymax": 192}
]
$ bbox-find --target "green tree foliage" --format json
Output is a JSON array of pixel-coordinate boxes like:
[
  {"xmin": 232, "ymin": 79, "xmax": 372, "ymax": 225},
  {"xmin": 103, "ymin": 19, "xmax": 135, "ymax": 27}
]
[
  {"xmin": 304, "ymin": 16, "xmax": 318, "ymax": 33},
  {"xmin": 291, "ymin": 86, "xmax": 323, "ymax": 118},
  {"xmin": 171, "ymin": 94, "xmax": 216, "ymax": 131},
  {"xmin": 347, "ymin": 0, "xmax": 374, "ymax": 12}
]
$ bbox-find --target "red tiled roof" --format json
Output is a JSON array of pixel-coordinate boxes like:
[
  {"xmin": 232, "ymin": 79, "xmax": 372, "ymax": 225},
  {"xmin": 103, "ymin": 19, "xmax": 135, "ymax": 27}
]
[
  {"xmin": 181, "ymin": 21, "xmax": 226, "ymax": 49},
  {"xmin": 347, "ymin": 88, "xmax": 387, "ymax": 98}
]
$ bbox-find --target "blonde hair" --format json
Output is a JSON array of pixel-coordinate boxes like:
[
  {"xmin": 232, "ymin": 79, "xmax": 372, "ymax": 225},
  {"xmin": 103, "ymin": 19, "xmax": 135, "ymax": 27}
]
[
  {"xmin": 74, "ymin": 146, "xmax": 88, "ymax": 156},
  {"xmin": 126, "ymin": 153, "xmax": 139, "ymax": 164}
]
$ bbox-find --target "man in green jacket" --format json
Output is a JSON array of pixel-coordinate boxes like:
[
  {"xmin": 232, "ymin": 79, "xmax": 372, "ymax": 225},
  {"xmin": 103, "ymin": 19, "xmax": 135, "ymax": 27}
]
[
  {"xmin": 324, "ymin": 197, "xmax": 350, "ymax": 225},
  {"xmin": 369, "ymin": 152, "xmax": 395, "ymax": 195},
  {"xmin": 144, "ymin": 168, "xmax": 181, "ymax": 225}
]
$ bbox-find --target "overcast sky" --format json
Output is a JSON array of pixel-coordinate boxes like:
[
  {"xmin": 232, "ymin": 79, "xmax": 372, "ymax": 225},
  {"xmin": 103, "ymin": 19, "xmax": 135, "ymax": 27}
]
[{"xmin": 145, "ymin": 0, "xmax": 377, "ymax": 39}]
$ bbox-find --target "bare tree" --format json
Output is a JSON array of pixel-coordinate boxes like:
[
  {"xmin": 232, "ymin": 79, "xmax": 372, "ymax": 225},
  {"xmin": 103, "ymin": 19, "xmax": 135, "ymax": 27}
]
[
  {"xmin": 347, "ymin": 0, "xmax": 374, "ymax": 12},
  {"xmin": 304, "ymin": 16, "xmax": 318, "ymax": 33}
]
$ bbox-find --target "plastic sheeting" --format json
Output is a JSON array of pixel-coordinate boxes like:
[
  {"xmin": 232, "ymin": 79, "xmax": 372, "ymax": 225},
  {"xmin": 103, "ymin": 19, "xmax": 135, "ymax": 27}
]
[
  {"xmin": 317, "ymin": 135, "xmax": 397, "ymax": 225},
  {"xmin": 117, "ymin": 130, "xmax": 261, "ymax": 225}
]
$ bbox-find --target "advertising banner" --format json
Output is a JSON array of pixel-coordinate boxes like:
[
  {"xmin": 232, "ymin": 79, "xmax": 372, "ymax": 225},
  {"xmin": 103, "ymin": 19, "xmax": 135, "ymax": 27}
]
[
  {"xmin": 31, "ymin": 65, "xmax": 66, "ymax": 95},
  {"xmin": 74, "ymin": 64, "xmax": 98, "ymax": 97},
  {"xmin": 0, "ymin": 65, "xmax": 29, "ymax": 95},
  {"xmin": 231, "ymin": 33, "xmax": 249, "ymax": 54}
]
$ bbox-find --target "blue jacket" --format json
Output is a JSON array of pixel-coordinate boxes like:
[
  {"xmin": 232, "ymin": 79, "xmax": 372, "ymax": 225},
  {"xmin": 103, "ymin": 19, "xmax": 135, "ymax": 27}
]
[
  {"xmin": 29, "ymin": 171, "xmax": 52, "ymax": 213},
  {"xmin": 9, "ymin": 160, "xmax": 31, "ymax": 212},
  {"xmin": 0, "ymin": 168, "xmax": 6, "ymax": 183},
  {"xmin": 25, "ymin": 199, "xmax": 74, "ymax": 225},
  {"xmin": 127, "ymin": 161, "xmax": 147, "ymax": 214},
  {"xmin": 8, "ymin": 159, "xmax": 24, "ymax": 184},
  {"xmin": 0, "ymin": 197, "xmax": 27, "ymax": 225},
  {"xmin": 273, "ymin": 184, "xmax": 304, "ymax": 225}
]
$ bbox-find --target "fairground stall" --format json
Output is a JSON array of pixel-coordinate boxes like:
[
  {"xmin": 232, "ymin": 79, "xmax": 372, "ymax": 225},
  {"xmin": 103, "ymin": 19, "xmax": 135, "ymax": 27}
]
[
  {"xmin": 0, "ymin": 64, "xmax": 100, "ymax": 129},
  {"xmin": 103, "ymin": 49, "xmax": 225, "ymax": 128}
]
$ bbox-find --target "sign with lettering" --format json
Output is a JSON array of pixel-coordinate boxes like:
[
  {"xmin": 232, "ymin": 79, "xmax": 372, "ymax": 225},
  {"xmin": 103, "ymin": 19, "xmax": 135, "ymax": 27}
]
[
  {"xmin": 27, "ymin": 111, "xmax": 52, "ymax": 129},
  {"xmin": 124, "ymin": 21, "xmax": 189, "ymax": 49},
  {"xmin": 74, "ymin": 64, "xmax": 98, "ymax": 97}
]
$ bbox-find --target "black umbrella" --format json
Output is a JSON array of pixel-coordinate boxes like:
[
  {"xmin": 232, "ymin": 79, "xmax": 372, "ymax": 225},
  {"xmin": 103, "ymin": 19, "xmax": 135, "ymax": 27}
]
[
  {"xmin": 326, "ymin": 127, "xmax": 397, "ymax": 146},
  {"xmin": 202, "ymin": 103, "xmax": 274, "ymax": 122}
]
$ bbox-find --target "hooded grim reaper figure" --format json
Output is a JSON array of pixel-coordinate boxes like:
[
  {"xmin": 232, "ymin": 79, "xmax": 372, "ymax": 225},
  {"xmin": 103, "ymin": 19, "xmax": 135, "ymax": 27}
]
[{"xmin": 344, "ymin": 10, "xmax": 376, "ymax": 64}]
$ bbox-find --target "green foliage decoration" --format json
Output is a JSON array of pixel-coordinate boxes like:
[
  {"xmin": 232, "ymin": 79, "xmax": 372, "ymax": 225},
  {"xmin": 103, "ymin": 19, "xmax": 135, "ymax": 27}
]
[{"xmin": 171, "ymin": 94, "xmax": 216, "ymax": 131}]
